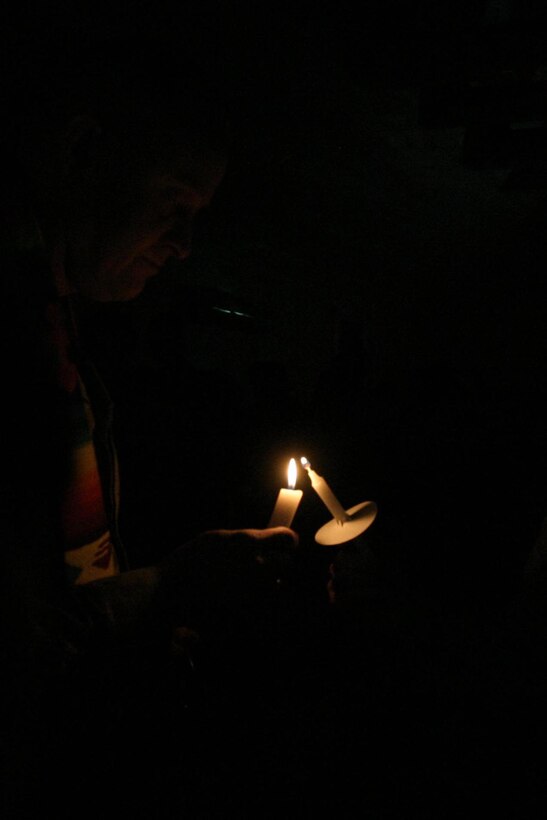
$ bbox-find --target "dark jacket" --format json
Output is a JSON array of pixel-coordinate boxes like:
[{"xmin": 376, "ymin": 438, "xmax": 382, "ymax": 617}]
[{"xmin": 1, "ymin": 188, "xmax": 169, "ymax": 711}]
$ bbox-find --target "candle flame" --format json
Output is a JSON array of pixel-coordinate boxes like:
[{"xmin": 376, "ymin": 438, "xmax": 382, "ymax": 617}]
[{"xmin": 288, "ymin": 458, "xmax": 297, "ymax": 489}]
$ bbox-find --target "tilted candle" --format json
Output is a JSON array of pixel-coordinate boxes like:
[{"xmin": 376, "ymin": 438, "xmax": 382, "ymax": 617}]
[
  {"xmin": 268, "ymin": 458, "xmax": 303, "ymax": 528},
  {"xmin": 301, "ymin": 457, "xmax": 350, "ymax": 524}
]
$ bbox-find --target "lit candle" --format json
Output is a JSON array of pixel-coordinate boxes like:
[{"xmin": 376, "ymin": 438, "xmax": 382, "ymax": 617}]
[
  {"xmin": 268, "ymin": 458, "xmax": 303, "ymax": 528},
  {"xmin": 301, "ymin": 457, "xmax": 350, "ymax": 524}
]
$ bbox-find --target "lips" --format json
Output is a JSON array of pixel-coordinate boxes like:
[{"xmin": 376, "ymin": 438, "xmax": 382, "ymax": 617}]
[
  {"xmin": 161, "ymin": 241, "xmax": 187, "ymax": 260},
  {"xmin": 141, "ymin": 256, "xmax": 162, "ymax": 270},
  {"xmin": 141, "ymin": 243, "xmax": 184, "ymax": 270}
]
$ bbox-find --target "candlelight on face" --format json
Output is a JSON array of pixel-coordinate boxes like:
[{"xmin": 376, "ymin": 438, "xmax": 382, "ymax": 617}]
[{"xmin": 268, "ymin": 458, "xmax": 303, "ymax": 528}]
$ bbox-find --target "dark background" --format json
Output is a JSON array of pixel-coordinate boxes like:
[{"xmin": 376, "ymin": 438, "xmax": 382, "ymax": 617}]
[
  {"xmin": 5, "ymin": 3, "xmax": 547, "ymax": 814},
  {"xmin": 6, "ymin": 0, "xmax": 547, "ymax": 620}
]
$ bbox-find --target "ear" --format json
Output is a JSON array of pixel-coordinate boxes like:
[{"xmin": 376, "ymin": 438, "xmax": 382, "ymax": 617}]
[{"xmin": 63, "ymin": 115, "xmax": 103, "ymax": 173}]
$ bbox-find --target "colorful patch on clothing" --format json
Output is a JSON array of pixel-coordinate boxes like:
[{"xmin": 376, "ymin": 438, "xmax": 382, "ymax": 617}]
[
  {"xmin": 65, "ymin": 531, "xmax": 118, "ymax": 586},
  {"xmin": 46, "ymin": 296, "xmax": 120, "ymax": 584}
]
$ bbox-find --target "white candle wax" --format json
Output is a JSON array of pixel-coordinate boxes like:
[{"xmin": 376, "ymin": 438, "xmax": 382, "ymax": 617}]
[
  {"xmin": 268, "ymin": 458, "xmax": 303, "ymax": 528},
  {"xmin": 301, "ymin": 457, "xmax": 350, "ymax": 524}
]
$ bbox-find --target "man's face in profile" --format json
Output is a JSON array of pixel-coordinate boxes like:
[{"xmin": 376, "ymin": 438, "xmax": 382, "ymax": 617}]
[{"xmin": 66, "ymin": 136, "xmax": 226, "ymax": 301}]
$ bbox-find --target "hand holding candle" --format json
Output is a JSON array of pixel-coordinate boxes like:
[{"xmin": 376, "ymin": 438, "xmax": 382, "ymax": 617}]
[{"xmin": 268, "ymin": 458, "xmax": 303, "ymax": 528}]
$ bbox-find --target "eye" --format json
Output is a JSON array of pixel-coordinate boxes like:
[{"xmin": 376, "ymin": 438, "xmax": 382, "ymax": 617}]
[{"xmin": 162, "ymin": 186, "xmax": 184, "ymax": 203}]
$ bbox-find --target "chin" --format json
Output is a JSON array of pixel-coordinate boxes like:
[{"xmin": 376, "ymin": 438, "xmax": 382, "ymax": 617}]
[
  {"xmin": 118, "ymin": 288, "xmax": 146, "ymax": 301},
  {"xmin": 108, "ymin": 283, "xmax": 147, "ymax": 302},
  {"xmin": 80, "ymin": 280, "xmax": 145, "ymax": 302},
  {"xmin": 115, "ymin": 260, "xmax": 159, "ymax": 300},
  {"xmin": 106, "ymin": 266, "xmax": 154, "ymax": 301}
]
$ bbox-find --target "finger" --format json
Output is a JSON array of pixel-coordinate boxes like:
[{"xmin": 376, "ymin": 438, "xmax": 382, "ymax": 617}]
[
  {"xmin": 204, "ymin": 527, "xmax": 299, "ymax": 548},
  {"xmin": 252, "ymin": 527, "xmax": 299, "ymax": 548},
  {"xmin": 211, "ymin": 528, "xmax": 299, "ymax": 586}
]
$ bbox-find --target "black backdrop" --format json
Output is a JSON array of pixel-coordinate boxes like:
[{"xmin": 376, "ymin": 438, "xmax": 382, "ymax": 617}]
[
  {"xmin": 6, "ymin": 0, "xmax": 547, "ymax": 667},
  {"xmin": 5, "ymin": 3, "xmax": 547, "ymax": 814}
]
